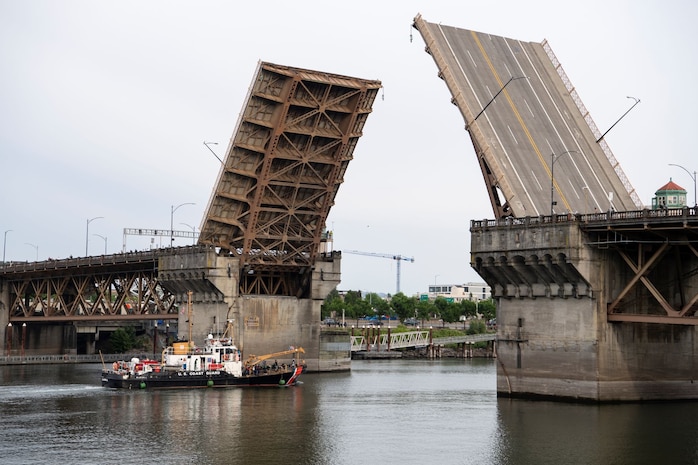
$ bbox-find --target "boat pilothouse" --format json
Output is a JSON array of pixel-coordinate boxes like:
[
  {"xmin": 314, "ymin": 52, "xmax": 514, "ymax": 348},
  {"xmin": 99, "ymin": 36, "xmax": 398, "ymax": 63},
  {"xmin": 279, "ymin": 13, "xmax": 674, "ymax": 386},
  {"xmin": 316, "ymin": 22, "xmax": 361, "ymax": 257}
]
[{"xmin": 162, "ymin": 334, "xmax": 244, "ymax": 377}]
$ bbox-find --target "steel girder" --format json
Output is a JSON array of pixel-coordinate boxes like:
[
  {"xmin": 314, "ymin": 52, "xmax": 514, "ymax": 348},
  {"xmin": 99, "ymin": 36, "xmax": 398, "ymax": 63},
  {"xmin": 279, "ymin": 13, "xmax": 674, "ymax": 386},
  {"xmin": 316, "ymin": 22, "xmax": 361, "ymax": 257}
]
[
  {"xmin": 199, "ymin": 62, "xmax": 381, "ymax": 276},
  {"xmin": 0, "ymin": 251, "xmax": 179, "ymax": 322},
  {"xmin": 6, "ymin": 269, "xmax": 176, "ymax": 322},
  {"xmin": 581, "ymin": 208, "xmax": 698, "ymax": 325}
]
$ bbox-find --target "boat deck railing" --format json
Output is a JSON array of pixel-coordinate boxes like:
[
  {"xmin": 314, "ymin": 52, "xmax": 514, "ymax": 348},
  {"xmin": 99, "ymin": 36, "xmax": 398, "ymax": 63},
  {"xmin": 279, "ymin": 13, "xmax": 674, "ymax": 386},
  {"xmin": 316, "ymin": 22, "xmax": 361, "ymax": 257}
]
[{"xmin": 0, "ymin": 353, "xmax": 160, "ymax": 366}]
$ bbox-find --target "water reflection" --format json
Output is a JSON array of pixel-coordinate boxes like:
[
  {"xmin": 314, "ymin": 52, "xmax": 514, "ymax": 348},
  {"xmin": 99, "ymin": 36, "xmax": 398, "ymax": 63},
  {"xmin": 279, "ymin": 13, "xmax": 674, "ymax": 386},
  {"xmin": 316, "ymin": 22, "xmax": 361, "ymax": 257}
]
[
  {"xmin": 496, "ymin": 399, "xmax": 698, "ymax": 465},
  {"xmin": 2, "ymin": 362, "xmax": 698, "ymax": 464}
]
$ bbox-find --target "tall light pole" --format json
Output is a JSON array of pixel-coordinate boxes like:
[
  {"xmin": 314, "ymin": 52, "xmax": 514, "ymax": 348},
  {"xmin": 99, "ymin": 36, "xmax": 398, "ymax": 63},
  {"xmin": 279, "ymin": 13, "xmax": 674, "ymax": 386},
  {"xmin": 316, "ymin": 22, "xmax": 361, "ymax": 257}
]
[
  {"xmin": 3, "ymin": 229, "xmax": 11, "ymax": 264},
  {"xmin": 596, "ymin": 96, "xmax": 641, "ymax": 143},
  {"xmin": 668, "ymin": 163, "xmax": 697, "ymax": 207},
  {"xmin": 171, "ymin": 203, "xmax": 195, "ymax": 246},
  {"xmin": 582, "ymin": 186, "xmax": 590, "ymax": 215},
  {"xmin": 467, "ymin": 76, "xmax": 528, "ymax": 129},
  {"xmin": 93, "ymin": 234, "xmax": 108, "ymax": 254},
  {"xmin": 25, "ymin": 243, "xmax": 38, "ymax": 261},
  {"xmin": 203, "ymin": 141, "xmax": 224, "ymax": 164},
  {"xmin": 85, "ymin": 216, "xmax": 104, "ymax": 256},
  {"xmin": 180, "ymin": 222, "xmax": 197, "ymax": 245},
  {"xmin": 550, "ymin": 151, "xmax": 578, "ymax": 216}
]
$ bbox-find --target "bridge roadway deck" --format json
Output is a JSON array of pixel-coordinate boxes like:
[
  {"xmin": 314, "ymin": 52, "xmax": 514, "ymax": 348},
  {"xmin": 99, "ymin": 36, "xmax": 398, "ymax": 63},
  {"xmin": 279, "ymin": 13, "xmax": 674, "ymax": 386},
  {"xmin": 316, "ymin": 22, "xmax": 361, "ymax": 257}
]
[
  {"xmin": 413, "ymin": 15, "xmax": 641, "ymax": 218},
  {"xmin": 350, "ymin": 330, "xmax": 495, "ymax": 352}
]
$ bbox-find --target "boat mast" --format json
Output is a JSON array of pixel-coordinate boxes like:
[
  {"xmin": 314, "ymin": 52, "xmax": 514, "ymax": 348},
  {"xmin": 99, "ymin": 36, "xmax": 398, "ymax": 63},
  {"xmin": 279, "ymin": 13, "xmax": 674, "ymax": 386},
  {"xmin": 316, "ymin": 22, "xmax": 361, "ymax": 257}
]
[{"xmin": 187, "ymin": 290, "xmax": 193, "ymax": 348}]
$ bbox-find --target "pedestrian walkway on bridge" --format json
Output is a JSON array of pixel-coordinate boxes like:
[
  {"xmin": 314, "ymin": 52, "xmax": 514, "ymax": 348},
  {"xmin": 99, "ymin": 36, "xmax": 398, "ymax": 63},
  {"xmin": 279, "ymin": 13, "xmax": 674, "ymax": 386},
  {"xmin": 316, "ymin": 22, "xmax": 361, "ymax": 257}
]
[{"xmin": 350, "ymin": 330, "xmax": 495, "ymax": 353}]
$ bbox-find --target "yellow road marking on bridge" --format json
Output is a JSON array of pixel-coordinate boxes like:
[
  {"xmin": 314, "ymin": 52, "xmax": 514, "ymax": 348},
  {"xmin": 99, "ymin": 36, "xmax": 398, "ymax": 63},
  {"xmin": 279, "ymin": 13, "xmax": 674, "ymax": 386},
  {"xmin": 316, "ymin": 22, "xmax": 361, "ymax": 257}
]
[{"xmin": 469, "ymin": 31, "xmax": 573, "ymax": 212}]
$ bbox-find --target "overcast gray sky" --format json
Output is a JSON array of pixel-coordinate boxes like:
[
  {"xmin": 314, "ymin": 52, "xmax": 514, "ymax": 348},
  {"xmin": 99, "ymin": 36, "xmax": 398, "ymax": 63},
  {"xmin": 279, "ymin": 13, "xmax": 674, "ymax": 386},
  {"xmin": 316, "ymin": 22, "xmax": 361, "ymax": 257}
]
[{"xmin": 1, "ymin": 0, "xmax": 696, "ymax": 296}]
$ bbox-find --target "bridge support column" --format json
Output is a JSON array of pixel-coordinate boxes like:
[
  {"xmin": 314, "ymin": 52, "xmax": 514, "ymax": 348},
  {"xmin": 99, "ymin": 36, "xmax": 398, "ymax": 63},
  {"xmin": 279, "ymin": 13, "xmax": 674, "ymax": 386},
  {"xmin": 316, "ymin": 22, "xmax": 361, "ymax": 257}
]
[
  {"xmin": 158, "ymin": 248, "xmax": 346, "ymax": 372},
  {"xmin": 1, "ymin": 278, "xmax": 8, "ymax": 356},
  {"xmin": 472, "ymin": 217, "xmax": 698, "ymax": 402}
]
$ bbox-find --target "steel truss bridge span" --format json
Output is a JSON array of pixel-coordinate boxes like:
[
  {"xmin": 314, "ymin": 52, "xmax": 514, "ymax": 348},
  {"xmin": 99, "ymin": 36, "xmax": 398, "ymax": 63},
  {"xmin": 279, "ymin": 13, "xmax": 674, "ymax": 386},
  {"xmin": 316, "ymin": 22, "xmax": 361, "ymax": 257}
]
[
  {"xmin": 350, "ymin": 330, "xmax": 495, "ymax": 352},
  {"xmin": 198, "ymin": 62, "xmax": 381, "ymax": 298},
  {"xmin": 0, "ymin": 246, "xmax": 214, "ymax": 323}
]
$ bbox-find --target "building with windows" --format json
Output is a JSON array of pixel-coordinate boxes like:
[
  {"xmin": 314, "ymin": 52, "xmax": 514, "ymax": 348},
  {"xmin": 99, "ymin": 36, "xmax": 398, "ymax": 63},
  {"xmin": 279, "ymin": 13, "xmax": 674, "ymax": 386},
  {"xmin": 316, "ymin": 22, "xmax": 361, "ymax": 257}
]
[
  {"xmin": 652, "ymin": 179, "xmax": 687, "ymax": 209},
  {"xmin": 426, "ymin": 282, "xmax": 490, "ymax": 302}
]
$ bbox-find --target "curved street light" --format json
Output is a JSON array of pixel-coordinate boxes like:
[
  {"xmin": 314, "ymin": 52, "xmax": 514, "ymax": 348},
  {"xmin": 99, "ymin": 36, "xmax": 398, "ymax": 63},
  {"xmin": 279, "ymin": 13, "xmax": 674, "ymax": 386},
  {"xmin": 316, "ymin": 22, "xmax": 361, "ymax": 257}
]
[
  {"xmin": 171, "ymin": 203, "xmax": 195, "ymax": 246},
  {"xmin": 582, "ymin": 186, "xmax": 591, "ymax": 215},
  {"xmin": 180, "ymin": 222, "xmax": 197, "ymax": 245},
  {"xmin": 85, "ymin": 216, "xmax": 104, "ymax": 256},
  {"xmin": 550, "ymin": 151, "xmax": 578, "ymax": 216},
  {"xmin": 467, "ymin": 76, "xmax": 528, "ymax": 129},
  {"xmin": 203, "ymin": 141, "xmax": 224, "ymax": 164},
  {"xmin": 93, "ymin": 234, "xmax": 108, "ymax": 255},
  {"xmin": 596, "ymin": 96, "xmax": 640, "ymax": 143},
  {"xmin": 668, "ymin": 163, "xmax": 697, "ymax": 207},
  {"xmin": 25, "ymin": 242, "xmax": 38, "ymax": 261},
  {"xmin": 3, "ymin": 229, "xmax": 12, "ymax": 264}
]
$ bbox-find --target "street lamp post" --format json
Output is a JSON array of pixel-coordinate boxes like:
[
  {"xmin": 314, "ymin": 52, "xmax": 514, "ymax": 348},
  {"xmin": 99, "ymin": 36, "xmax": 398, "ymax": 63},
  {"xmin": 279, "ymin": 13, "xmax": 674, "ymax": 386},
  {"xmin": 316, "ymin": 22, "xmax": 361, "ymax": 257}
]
[
  {"xmin": 153, "ymin": 321, "xmax": 158, "ymax": 354},
  {"xmin": 171, "ymin": 203, "xmax": 195, "ymax": 246},
  {"xmin": 582, "ymin": 186, "xmax": 590, "ymax": 216},
  {"xmin": 85, "ymin": 216, "xmax": 104, "ymax": 256},
  {"xmin": 25, "ymin": 243, "xmax": 38, "ymax": 261},
  {"xmin": 3, "ymin": 229, "xmax": 11, "ymax": 264},
  {"xmin": 6, "ymin": 322, "xmax": 12, "ymax": 356},
  {"xmin": 550, "ymin": 151, "xmax": 578, "ymax": 217},
  {"xmin": 180, "ymin": 222, "xmax": 197, "ymax": 245},
  {"xmin": 467, "ymin": 76, "xmax": 528, "ymax": 129},
  {"xmin": 93, "ymin": 234, "xmax": 108, "ymax": 254},
  {"xmin": 21, "ymin": 323, "xmax": 26, "ymax": 358},
  {"xmin": 596, "ymin": 96, "xmax": 641, "ymax": 143},
  {"xmin": 668, "ymin": 163, "xmax": 697, "ymax": 207},
  {"xmin": 203, "ymin": 141, "xmax": 224, "ymax": 164}
]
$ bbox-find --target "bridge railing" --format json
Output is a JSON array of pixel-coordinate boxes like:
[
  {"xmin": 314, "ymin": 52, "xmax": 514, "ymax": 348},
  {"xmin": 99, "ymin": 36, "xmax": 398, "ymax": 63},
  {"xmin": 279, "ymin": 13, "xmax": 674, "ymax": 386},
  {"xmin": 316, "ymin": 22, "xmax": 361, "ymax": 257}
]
[
  {"xmin": 471, "ymin": 206, "xmax": 698, "ymax": 231},
  {"xmin": 350, "ymin": 331, "xmax": 495, "ymax": 352},
  {"xmin": 432, "ymin": 334, "xmax": 495, "ymax": 345},
  {"xmin": 0, "ymin": 244, "xmax": 213, "ymax": 274}
]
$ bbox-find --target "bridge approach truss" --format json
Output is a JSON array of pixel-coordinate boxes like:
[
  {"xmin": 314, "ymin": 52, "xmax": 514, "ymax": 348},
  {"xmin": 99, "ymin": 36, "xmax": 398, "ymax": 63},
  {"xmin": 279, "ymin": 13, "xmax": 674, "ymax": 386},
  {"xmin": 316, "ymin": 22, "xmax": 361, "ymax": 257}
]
[{"xmin": 1, "ymin": 249, "xmax": 181, "ymax": 322}]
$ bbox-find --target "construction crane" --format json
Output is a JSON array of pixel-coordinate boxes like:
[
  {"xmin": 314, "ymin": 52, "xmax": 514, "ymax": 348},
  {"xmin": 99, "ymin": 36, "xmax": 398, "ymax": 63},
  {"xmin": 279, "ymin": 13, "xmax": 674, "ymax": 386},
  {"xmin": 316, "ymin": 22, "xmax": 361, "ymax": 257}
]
[
  {"xmin": 343, "ymin": 250, "xmax": 414, "ymax": 294},
  {"xmin": 244, "ymin": 347, "xmax": 305, "ymax": 368}
]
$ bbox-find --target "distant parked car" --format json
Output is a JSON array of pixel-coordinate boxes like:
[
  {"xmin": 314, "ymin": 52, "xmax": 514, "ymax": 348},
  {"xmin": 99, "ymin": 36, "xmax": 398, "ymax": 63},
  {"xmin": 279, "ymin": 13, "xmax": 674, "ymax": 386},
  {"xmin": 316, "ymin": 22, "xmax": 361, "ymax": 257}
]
[
  {"xmin": 324, "ymin": 318, "xmax": 336, "ymax": 326},
  {"xmin": 404, "ymin": 318, "xmax": 418, "ymax": 326}
]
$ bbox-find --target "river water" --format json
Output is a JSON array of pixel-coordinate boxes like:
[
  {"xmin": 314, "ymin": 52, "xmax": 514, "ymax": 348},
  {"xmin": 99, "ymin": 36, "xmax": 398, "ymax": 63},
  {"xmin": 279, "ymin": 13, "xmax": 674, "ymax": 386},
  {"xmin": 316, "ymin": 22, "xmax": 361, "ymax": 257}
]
[{"xmin": 1, "ymin": 359, "xmax": 697, "ymax": 465}]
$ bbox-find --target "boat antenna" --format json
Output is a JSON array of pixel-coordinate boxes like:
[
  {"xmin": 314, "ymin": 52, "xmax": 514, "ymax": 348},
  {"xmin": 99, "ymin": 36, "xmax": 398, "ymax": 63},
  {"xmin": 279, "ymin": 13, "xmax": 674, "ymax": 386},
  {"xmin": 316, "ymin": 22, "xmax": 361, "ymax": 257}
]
[{"xmin": 187, "ymin": 290, "xmax": 193, "ymax": 349}]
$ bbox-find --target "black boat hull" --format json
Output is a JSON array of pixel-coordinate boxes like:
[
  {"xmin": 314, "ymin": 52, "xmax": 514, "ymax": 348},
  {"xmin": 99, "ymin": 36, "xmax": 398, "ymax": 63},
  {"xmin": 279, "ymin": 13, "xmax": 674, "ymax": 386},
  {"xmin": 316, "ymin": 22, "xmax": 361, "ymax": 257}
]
[{"xmin": 101, "ymin": 366, "xmax": 303, "ymax": 390}]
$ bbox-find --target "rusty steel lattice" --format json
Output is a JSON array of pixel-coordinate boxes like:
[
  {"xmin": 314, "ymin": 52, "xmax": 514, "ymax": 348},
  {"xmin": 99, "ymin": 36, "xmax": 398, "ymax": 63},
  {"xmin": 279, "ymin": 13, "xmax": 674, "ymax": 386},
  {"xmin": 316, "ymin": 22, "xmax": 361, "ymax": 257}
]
[
  {"xmin": 3, "ymin": 253, "xmax": 177, "ymax": 322},
  {"xmin": 199, "ymin": 62, "xmax": 381, "ymax": 275},
  {"xmin": 580, "ymin": 208, "xmax": 698, "ymax": 325}
]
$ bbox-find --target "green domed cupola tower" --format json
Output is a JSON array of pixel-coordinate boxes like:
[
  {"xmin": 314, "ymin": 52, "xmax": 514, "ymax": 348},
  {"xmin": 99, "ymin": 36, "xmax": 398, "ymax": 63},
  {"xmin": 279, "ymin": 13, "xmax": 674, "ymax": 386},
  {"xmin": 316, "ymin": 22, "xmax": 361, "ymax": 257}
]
[{"xmin": 652, "ymin": 179, "xmax": 687, "ymax": 209}]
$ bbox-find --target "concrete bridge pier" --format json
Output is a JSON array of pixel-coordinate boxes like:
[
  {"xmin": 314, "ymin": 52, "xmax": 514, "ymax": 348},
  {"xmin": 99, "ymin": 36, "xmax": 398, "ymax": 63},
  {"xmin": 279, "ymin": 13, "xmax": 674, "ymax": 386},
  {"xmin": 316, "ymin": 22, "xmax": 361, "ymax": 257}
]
[
  {"xmin": 159, "ymin": 248, "xmax": 349, "ymax": 372},
  {"xmin": 472, "ymin": 214, "xmax": 698, "ymax": 402}
]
